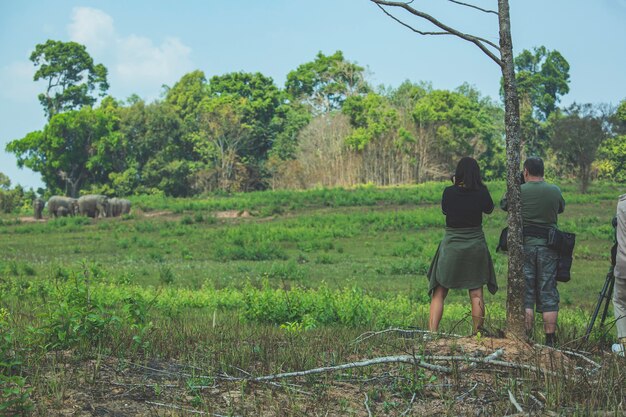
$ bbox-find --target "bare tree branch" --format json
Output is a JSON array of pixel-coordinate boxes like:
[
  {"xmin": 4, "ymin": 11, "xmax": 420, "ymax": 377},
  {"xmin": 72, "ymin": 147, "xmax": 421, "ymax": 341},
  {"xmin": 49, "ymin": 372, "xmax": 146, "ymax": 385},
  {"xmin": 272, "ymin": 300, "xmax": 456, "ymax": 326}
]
[
  {"xmin": 374, "ymin": 3, "xmax": 451, "ymax": 37},
  {"xmin": 459, "ymin": 348, "xmax": 504, "ymax": 372},
  {"xmin": 371, "ymin": 0, "xmax": 503, "ymax": 67},
  {"xmin": 447, "ymin": 0, "xmax": 499, "ymax": 15},
  {"xmin": 252, "ymin": 355, "xmax": 450, "ymax": 381}
]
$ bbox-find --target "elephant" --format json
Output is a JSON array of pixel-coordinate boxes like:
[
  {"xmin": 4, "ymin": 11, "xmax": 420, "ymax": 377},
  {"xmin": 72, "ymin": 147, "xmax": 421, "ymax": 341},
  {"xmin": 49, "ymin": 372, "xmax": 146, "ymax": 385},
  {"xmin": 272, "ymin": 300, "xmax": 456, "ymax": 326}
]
[
  {"xmin": 47, "ymin": 196, "xmax": 78, "ymax": 218},
  {"xmin": 33, "ymin": 198, "xmax": 45, "ymax": 219},
  {"xmin": 56, "ymin": 206, "xmax": 70, "ymax": 217},
  {"xmin": 108, "ymin": 198, "xmax": 132, "ymax": 217},
  {"xmin": 77, "ymin": 194, "xmax": 110, "ymax": 218}
]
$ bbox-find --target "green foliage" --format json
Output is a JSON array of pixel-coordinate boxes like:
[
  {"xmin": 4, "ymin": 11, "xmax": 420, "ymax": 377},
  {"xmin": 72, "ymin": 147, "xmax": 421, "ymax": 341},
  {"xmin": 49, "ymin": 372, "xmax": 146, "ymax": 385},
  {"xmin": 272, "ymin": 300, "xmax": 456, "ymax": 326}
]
[
  {"xmin": 30, "ymin": 39, "xmax": 109, "ymax": 119},
  {"xmin": 286, "ymin": 51, "xmax": 369, "ymax": 114},
  {"xmin": 165, "ymin": 70, "xmax": 208, "ymax": 124},
  {"xmin": 6, "ymin": 106, "xmax": 119, "ymax": 197},
  {"xmin": 513, "ymin": 46, "xmax": 570, "ymax": 121},
  {"xmin": 551, "ymin": 103, "xmax": 606, "ymax": 192},
  {"xmin": 0, "ymin": 308, "xmax": 33, "ymax": 414},
  {"xmin": 507, "ymin": 46, "xmax": 570, "ymax": 157},
  {"xmin": 413, "ymin": 88, "xmax": 504, "ymax": 177},
  {"xmin": 343, "ymin": 93, "xmax": 400, "ymax": 150},
  {"xmin": 596, "ymin": 100, "xmax": 626, "ymax": 182},
  {"xmin": 208, "ymin": 72, "xmax": 282, "ymax": 161},
  {"xmin": 0, "ymin": 185, "xmax": 24, "ymax": 214}
]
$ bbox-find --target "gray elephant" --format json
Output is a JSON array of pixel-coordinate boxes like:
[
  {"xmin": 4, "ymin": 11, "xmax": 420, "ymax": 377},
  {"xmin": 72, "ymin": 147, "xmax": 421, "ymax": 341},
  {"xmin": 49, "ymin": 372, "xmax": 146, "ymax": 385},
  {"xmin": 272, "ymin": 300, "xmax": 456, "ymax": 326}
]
[
  {"xmin": 108, "ymin": 198, "xmax": 132, "ymax": 217},
  {"xmin": 77, "ymin": 194, "xmax": 109, "ymax": 218},
  {"xmin": 33, "ymin": 198, "xmax": 45, "ymax": 219},
  {"xmin": 56, "ymin": 206, "xmax": 70, "ymax": 217},
  {"xmin": 47, "ymin": 196, "xmax": 78, "ymax": 218}
]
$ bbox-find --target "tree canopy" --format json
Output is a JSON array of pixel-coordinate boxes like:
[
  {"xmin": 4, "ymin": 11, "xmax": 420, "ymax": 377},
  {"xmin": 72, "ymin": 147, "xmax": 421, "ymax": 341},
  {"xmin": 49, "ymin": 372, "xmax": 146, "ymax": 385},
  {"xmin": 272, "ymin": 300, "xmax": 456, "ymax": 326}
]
[
  {"xmin": 31, "ymin": 40, "xmax": 109, "ymax": 120},
  {"xmin": 5, "ymin": 40, "xmax": 625, "ymax": 198}
]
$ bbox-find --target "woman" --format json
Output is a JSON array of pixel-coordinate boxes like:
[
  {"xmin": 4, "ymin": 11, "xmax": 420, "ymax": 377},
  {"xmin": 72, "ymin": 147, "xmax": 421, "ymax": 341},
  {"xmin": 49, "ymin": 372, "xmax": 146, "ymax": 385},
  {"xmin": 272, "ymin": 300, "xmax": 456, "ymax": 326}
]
[{"xmin": 427, "ymin": 157, "xmax": 498, "ymax": 333}]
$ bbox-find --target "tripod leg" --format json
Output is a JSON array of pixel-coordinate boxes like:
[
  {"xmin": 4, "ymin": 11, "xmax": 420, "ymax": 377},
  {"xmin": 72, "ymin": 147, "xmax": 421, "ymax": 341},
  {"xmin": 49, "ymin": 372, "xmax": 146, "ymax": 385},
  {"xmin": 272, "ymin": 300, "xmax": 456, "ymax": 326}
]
[
  {"xmin": 584, "ymin": 272, "xmax": 613, "ymax": 341},
  {"xmin": 599, "ymin": 274, "xmax": 615, "ymax": 328}
]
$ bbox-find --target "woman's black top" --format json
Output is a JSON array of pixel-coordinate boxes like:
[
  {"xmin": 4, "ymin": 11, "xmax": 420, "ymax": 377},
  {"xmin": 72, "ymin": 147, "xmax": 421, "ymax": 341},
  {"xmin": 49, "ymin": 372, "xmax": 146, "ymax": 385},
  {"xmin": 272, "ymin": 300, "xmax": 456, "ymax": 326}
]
[{"xmin": 441, "ymin": 185, "xmax": 494, "ymax": 228}]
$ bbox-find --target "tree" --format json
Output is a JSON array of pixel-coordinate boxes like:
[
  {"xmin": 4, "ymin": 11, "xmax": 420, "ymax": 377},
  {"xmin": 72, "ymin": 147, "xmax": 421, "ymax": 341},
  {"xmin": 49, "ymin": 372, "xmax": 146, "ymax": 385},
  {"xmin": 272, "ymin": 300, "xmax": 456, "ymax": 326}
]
[
  {"xmin": 596, "ymin": 100, "xmax": 626, "ymax": 182},
  {"xmin": 509, "ymin": 47, "xmax": 570, "ymax": 157},
  {"xmin": 192, "ymin": 96, "xmax": 252, "ymax": 192},
  {"xmin": 412, "ymin": 89, "xmax": 502, "ymax": 175},
  {"xmin": 118, "ymin": 99, "xmax": 189, "ymax": 196},
  {"xmin": 208, "ymin": 72, "xmax": 282, "ymax": 162},
  {"xmin": 6, "ymin": 107, "xmax": 115, "ymax": 197},
  {"xmin": 267, "ymin": 100, "xmax": 312, "ymax": 161},
  {"xmin": 286, "ymin": 51, "xmax": 370, "ymax": 114},
  {"xmin": 30, "ymin": 40, "xmax": 109, "ymax": 119},
  {"xmin": 371, "ymin": 0, "xmax": 526, "ymax": 337},
  {"xmin": 0, "ymin": 172, "xmax": 10, "ymax": 190},
  {"xmin": 551, "ymin": 104, "xmax": 606, "ymax": 193},
  {"xmin": 165, "ymin": 70, "xmax": 208, "ymax": 123},
  {"xmin": 514, "ymin": 46, "xmax": 570, "ymax": 121}
]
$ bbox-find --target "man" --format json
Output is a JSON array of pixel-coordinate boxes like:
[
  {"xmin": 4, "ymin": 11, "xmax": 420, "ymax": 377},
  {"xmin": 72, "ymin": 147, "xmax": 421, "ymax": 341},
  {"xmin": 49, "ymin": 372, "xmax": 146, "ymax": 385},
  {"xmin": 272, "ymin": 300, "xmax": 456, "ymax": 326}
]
[
  {"xmin": 501, "ymin": 157, "xmax": 565, "ymax": 346},
  {"xmin": 613, "ymin": 195, "xmax": 626, "ymax": 355}
]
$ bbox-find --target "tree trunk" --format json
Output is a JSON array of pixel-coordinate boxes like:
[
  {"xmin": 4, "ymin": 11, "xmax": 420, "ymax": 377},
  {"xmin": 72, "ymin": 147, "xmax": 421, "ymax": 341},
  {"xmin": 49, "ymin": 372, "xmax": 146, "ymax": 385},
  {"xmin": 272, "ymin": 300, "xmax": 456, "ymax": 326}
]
[{"xmin": 498, "ymin": 0, "xmax": 525, "ymax": 339}]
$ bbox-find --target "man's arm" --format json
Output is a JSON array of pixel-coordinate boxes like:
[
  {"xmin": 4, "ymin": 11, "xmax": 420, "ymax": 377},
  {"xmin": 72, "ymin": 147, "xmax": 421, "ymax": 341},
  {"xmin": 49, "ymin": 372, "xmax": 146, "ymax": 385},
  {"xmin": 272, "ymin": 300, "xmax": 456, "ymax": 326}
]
[{"xmin": 558, "ymin": 194, "xmax": 565, "ymax": 214}]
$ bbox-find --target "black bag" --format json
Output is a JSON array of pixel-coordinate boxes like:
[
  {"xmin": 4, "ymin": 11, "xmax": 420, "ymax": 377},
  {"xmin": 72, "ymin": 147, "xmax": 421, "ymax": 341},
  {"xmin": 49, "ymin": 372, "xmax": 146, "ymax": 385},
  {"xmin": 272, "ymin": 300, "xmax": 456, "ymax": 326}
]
[
  {"xmin": 496, "ymin": 227, "xmax": 508, "ymax": 252},
  {"xmin": 496, "ymin": 226, "xmax": 575, "ymax": 283},
  {"xmin": 548, "ymin": 229, "xmax": 576, "ymax": 283}
]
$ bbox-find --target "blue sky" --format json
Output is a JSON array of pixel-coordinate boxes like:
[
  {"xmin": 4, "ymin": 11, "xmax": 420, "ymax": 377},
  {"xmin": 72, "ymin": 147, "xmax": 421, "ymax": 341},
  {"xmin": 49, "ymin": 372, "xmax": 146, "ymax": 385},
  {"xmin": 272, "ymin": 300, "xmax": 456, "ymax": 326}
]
[{"xmin": 1, "ymin": 0, "xmax": 625, "ymax": 189}]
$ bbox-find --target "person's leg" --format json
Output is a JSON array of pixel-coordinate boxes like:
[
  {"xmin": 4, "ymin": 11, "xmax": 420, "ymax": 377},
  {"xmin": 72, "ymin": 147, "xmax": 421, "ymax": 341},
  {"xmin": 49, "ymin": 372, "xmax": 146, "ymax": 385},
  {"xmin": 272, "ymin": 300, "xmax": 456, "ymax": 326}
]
[
  {"xmin": 468, "ymin": 287, "xmax": 485, "ymax": 333},
  {"xmin": 542, "ymin": 311, "xmax": 558, "ymax": 334},
  {"xmin": 525, "ymin": 308, "xmax": 535, "ymax": 333},
  {"xmin": 429, "ymin": 286, "xmax": 449, "ymax": 332},
  {"xmin": 537, "ymin": 246, "xmax": 559, "ymax": 344}
]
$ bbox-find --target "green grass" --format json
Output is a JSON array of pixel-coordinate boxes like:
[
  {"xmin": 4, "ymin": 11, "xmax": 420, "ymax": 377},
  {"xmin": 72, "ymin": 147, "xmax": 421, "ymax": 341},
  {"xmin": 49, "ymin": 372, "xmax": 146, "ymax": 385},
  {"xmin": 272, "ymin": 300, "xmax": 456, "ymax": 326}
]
[
  {"xmin": 1, "ymin": 180, "xmax": 621, "ymax": 317},
  {"xmin": 1, "ymin": 180, "xmax": 625, "ymax": 415}
]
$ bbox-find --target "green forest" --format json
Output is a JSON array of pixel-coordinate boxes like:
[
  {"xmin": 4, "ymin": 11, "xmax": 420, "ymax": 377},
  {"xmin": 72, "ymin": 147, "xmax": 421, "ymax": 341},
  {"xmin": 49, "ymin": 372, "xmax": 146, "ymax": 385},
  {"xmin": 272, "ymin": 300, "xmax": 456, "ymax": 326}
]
[{"xmin": 1, "ymin": 40, "xmax": 625, "ymax": 210}]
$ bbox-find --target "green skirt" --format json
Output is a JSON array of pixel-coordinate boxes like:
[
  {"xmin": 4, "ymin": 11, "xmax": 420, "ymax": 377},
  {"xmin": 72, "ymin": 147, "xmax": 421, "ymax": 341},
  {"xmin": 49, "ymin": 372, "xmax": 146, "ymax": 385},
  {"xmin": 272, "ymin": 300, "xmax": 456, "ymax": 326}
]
[{"xmin": 427, "ymin": 227, "xmax": 498, "ymax": 296}]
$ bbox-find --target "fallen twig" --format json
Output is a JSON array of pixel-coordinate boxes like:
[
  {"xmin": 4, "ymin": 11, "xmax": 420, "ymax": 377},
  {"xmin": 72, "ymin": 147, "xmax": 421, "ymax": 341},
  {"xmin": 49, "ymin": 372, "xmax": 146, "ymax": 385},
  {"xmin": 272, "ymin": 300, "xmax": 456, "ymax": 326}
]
[
  {"xmin": 145, "ymin": 401, "xmax": 233, "ymax": 416},
  {"xmin": 251, "ymin": 355, "xmax": 449, "ymax": 381},
  {"xmin": 539, "ymin": 345, "xmax": 602, "ymax": 371},
  {"xmin": 456, "ymin": 382, "xmax": 479, "ymax": 401},
  {"xmin": 353, "ymin": 327, "xmax": 462, "ymax": 344},
  {"xmin": 364, "ymin": 393, "xmax": 373, "ymax": 417},
  {"xmin": 111, "ymin": 381, "xmax": 177, "ymax": 388},
  {"xmin": 528, "ymin": 393, "xmax": 543, "ymax": 409},
  {"xmin": 400, "ymin": 392, "xmax": 417, "ymax": 416},
  {"xmin": 508, "ymin": 389, "xmax": 524, "ymax": 413},
  {"xmin": 459, "ymin": 348, "xmax": 504, "ymax": 372}
]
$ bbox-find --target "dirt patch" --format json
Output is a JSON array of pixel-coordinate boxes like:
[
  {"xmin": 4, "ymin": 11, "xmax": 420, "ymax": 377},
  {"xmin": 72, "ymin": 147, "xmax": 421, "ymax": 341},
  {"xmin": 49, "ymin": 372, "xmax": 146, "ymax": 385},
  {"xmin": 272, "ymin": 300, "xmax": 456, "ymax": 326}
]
[
  {"xmin": 427, "ymin": 335, "xmax": 574, "ymax": 371},
  {"xmin": 17, "ymin": 217, "xmax": 47, "ymax": 223},
  {"xmin": 214, "ymin": 210, "xmax": 252, "ymax": 218},
  {"xmin": 24, "ymin": 336, "xmax": 602, "ymax": 416}
]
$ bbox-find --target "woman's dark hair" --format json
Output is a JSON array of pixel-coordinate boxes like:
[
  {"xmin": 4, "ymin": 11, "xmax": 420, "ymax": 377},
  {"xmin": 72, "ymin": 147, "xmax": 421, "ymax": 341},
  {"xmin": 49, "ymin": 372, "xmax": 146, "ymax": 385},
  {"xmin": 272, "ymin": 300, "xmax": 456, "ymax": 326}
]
[{"xmin": 454, "ymin": 157, "xmax": 484, "ymax": 190}]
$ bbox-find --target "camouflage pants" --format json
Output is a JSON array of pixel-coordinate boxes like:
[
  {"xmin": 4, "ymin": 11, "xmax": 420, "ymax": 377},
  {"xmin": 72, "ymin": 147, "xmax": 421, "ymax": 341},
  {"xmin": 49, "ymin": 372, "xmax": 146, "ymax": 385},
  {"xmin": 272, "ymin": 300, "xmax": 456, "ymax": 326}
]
[{"xmin": 523, "ymin": 244, "xmax": 559, "ymax": 313}]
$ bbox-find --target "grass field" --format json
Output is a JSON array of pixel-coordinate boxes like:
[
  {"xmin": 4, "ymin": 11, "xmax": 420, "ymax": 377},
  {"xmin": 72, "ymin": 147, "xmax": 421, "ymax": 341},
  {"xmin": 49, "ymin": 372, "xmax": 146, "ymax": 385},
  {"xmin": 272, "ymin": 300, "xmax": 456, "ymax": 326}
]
[{"xmin": 1, "ymin": 181, "xmax": 625, "ymax": 415}]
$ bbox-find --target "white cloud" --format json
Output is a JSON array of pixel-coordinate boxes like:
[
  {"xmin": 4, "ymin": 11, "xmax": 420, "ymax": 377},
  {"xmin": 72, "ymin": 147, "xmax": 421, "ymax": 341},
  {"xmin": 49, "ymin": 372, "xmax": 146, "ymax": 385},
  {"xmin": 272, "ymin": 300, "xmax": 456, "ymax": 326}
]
[
  {"xmin": 67, "ymin": 7, "xmax": 193, "ymax": 98},
  {"xmin": 116, "ymin": 35, "xmax": 193, "ymax": 84},
  {"xmin": 0, "ymin": 61, "xmax": 39, "ymax": 102},
  {"xmin": 68, "ymin": 7, "xmax": 115, "ymax": 53}
]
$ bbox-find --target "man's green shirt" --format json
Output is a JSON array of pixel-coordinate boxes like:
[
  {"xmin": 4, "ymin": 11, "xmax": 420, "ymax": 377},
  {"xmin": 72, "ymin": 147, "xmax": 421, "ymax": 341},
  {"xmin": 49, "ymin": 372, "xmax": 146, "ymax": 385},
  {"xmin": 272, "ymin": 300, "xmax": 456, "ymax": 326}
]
[{"xmin": 500, "ymin": 180, "xmax": 565, "ymax": 245}]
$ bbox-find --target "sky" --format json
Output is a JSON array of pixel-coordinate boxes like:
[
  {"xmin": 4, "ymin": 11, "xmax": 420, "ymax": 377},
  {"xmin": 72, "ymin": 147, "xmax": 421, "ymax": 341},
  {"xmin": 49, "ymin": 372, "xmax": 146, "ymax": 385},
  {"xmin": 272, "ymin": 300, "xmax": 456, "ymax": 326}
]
[{"xmin": 1, "ymin": 0, "xmax": 625, "ymax": 190}]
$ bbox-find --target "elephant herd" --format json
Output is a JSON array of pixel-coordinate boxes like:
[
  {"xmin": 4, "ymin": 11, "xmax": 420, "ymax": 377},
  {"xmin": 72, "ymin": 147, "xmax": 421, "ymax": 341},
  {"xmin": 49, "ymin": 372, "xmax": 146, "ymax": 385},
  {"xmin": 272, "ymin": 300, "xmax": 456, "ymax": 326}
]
[{"xmin": 33, "ymin": 195, "xmax": 132, "ymax": 219}]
